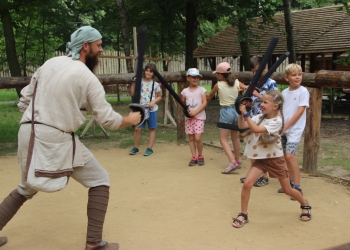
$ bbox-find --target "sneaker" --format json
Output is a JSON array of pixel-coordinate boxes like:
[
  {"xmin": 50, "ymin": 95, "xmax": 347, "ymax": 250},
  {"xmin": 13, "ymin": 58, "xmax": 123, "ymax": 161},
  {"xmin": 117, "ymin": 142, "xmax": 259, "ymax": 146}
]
[
  {"xmin": 240, "ymin": 177, "xmax": 246, "ymax": 183},
  {"xmin": 221, "ymin": 162, "xmax": 241, "ymax": 174},
  {"xmin": 129, "ymin": 147, "xmax": 139, "ymax": 155},
  {"xmin": 254, "ymin": 176, "xmax": 269, "ymax": 187},
  {"xmin": 144, "ymin": 148, "xmax": 153, "ymax": 156},
  {"xmin": 290, "ymin": 186, "xmax": 303, "ymax": 201},
  {"xmin": 198, "ymin": 155, "xmax": 205, "ymax": 165},
  {"xmin": 189, "ymin": 157, "xmax": 198, "ymax": 166}
]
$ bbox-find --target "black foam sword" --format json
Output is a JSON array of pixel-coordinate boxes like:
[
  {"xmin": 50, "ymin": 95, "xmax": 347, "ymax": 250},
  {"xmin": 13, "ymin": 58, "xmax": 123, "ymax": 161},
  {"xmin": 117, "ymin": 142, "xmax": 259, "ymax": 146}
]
[
  {"xmin": 129, "ymin": 25, "xmax": 147, "ymax": 126},
  {"xmin": 153, "ymin": 70, "xmax": 192, "ymax": 118}
]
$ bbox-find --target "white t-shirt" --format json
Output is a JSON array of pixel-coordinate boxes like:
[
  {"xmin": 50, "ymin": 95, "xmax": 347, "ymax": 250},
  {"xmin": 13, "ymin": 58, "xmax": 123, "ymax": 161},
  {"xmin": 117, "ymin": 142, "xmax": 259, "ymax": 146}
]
[
  {"xmin": 139, "ymin": 79, "xmax": 161, "ymax": 112},
  {"xmin": 181, "ymin": 86, "xmax": 207, "ymax": 120},
  {"xmin": 244, "ymin": 115, "xmax": 284, "ymax": 159},
  {"xmin": 282, "ymin": 86, "xmax": 309, "ymax": 141}
]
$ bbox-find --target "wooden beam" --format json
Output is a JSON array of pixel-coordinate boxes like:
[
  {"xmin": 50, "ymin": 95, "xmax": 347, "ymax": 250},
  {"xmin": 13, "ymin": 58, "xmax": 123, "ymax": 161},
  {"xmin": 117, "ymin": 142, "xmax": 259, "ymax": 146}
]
[
  {"xmin": 302, "ymin": 87, "xmax": 323, "ymax": 174},
  {"xmin": 2, "ymin": 70, "xmax": 350, "ymax": 89}
]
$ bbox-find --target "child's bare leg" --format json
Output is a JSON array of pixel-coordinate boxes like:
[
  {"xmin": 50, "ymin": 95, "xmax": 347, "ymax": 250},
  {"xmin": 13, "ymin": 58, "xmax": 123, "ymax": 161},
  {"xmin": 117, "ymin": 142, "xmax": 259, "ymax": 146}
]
[
  {"xmin": 233, "ymin": 167, "xmax": 263, "ymax": 227},
  {"xmin": 133, "ymin": 128, "xmax": 142, "ymax": 148},
  {"xmin": 284, "ymin": 152, "xmax": 300, "ymax": 186},
  {"xmin": 195, "ymin": 134, "xmax": 203, "ymax": 156},
  {"xmin": 230, "ymin": 131, "xmax": 240, "ymax": 162},
  {"xmin": 188, "ymin": 134, "xmax": 197, "ymax": 157},
  {"xmin": 279, "ymin": 178, "xmax": 310, "ymax": 221},
  {"xmin": 148, "ymin": 128, "xmax": 156, "ymax": 148},
  {"xmin": 219, "ymin": 129, "xmax": 236, "ymax": 163}
]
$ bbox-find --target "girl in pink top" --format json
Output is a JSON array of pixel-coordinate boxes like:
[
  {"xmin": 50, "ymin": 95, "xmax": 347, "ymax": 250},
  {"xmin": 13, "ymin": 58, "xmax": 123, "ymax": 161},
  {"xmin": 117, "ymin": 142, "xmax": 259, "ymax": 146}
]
[{"xmin": 181, "ymin": 68, "xmax": 207, "ymax": 166}]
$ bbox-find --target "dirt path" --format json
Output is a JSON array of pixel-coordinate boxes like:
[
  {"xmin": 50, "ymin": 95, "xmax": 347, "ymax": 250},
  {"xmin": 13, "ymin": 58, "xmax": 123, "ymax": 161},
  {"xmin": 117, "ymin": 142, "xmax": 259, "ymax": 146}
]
[{"xmin": 1, "ymin": 142, "xmax": 349, "ymax": 250}]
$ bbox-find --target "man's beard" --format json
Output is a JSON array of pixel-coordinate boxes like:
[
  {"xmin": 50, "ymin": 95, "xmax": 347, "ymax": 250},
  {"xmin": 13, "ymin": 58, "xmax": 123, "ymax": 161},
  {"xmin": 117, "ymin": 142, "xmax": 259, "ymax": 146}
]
[{"xmin": 85, "ymin": 51, "xmax": 99, "ymax": 72}]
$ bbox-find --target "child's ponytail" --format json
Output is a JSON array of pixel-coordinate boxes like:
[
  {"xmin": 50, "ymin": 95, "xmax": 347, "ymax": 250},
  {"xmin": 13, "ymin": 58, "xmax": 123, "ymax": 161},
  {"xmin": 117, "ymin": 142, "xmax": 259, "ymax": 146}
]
[{"xmin": 221, "ymin": 73, "xmax": 235, "ymax": 87}]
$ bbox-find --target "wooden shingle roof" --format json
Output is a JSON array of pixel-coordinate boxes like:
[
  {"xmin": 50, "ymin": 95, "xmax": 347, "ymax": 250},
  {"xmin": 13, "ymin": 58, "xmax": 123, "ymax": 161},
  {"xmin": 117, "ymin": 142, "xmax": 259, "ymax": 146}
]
[{"xmin": 193, "ymin": 5, "xmax": 350, "ymax": 58}]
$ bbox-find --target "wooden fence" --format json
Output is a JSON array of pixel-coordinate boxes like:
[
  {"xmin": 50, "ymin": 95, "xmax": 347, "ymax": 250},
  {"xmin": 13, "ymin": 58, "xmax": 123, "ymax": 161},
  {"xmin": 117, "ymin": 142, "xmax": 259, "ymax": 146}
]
[{"xmin": 0, "ymin": 50, "xmax": 289, "ymax": 77}]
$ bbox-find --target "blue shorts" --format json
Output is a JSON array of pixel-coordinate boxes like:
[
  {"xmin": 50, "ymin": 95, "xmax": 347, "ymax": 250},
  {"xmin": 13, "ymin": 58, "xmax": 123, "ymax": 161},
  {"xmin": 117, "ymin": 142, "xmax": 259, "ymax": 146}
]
[
  {"xmin": 219, "ymin": 105, "xmax": 238, "ymax": 130},
  {"xmin": 137, "ymin": 111, "xmax": 158, "ymax": 129}
]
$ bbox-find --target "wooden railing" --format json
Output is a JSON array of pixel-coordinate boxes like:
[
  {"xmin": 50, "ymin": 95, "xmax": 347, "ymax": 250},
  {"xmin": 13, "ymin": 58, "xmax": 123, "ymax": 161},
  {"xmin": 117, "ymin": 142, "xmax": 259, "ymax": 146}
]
[{"xmin": 1, "ymin": 70, "xmax": 350, "ymax": 175}]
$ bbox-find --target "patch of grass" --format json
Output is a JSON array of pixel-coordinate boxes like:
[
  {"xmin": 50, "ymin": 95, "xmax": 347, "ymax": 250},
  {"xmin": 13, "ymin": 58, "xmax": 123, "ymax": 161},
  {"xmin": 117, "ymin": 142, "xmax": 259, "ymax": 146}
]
[
  {"xmin": 0, "ymin": 103, "xmax": 21, "ymax": 144},
  {"xmin": 119, "ymin": 139, "xmax": 135, "ymax": 149},
  {"xmin": 319, "ymin": 142, "xmax": 350, "ymax": 171},
  {"xmin": 0, "ymin": 89, "xmax": 18, "ymax": 102}
]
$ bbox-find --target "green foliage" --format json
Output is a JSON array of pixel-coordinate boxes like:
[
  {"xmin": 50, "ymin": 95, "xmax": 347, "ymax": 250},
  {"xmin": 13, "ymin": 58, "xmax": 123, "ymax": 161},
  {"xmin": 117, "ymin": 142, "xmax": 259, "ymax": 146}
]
[{"xmin": 1, "ymin": 0, "xmax": 348, "ymax": 75}]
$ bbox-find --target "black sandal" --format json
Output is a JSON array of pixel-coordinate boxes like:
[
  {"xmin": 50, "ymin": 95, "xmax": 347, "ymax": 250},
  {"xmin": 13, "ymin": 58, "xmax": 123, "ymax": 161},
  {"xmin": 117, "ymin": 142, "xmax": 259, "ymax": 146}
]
[
  {"xmin": 232, "ymin": 213, "xmax": 249, "ymax": 228},
  {"xmin": 300, "ymin": 204, "xmax": 312, "ymax": 222}
]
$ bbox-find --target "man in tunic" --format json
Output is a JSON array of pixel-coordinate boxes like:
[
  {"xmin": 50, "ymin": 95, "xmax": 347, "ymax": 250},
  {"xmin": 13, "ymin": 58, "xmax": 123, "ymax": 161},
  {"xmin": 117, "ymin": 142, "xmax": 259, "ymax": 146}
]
[{"xmin": 0, "ymin": 26, "xmax": 141, "ymax": 250}]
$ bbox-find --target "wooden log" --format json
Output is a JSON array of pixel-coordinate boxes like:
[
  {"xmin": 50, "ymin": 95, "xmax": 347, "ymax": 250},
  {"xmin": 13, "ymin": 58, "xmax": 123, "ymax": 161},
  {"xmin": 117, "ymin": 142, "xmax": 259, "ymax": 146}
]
[
  {"xmin": 303, "ymin": 87, "xmax": 323, "ymax": 175},
  {"xmin": 315, "ymin": 70, "xmax": 350, "ymax": 88},
  {"xmin": 2, "ymin": 70, "xmax": 350, "ymax": 89},
  {"xmin": 176, "ymin": 81, "xmax": 186, "ymax": 142}
]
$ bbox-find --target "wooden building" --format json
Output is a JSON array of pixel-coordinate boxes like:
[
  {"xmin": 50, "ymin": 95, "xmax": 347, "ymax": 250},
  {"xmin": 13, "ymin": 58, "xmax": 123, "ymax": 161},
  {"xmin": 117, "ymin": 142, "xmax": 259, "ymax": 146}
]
[{"xmin": 193, "ymin": 5, "xmax": 350, "ymax": 73}]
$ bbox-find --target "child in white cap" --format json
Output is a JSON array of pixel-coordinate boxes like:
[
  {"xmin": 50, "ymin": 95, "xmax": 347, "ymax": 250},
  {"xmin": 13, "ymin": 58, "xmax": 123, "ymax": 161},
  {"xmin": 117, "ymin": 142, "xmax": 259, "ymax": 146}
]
[{"xmin": 181, "ymin": 68, "xmax": 207, "ymax": 166}]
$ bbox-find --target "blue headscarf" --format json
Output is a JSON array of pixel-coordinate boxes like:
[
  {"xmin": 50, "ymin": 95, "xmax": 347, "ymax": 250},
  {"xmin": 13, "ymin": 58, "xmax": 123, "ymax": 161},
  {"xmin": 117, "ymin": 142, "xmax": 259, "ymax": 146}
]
[{"xmin": 66, "ymin": 26, "xmax": 102, "ymax": 60}]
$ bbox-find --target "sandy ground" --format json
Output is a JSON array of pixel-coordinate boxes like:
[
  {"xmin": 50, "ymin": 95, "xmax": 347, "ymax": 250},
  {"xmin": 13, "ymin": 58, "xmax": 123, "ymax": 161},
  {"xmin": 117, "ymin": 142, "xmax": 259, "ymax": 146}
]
[{"xmin": 1, "ymin": 142, "xmax": 350, "ymax": 250}]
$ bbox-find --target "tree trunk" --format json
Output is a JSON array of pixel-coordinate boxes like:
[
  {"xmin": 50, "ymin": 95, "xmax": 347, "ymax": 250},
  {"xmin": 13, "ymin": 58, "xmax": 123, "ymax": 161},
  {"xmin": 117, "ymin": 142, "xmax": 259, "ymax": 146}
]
[
  {"xmin": 185, "ymin": 0, "xmax": 198, "ymax": 69},
  {"xmin": 283, "ymin": 0, "xmax": 296, "ymax": 63},
  {"xmin": 115, "ymin": 0, "xmax": 134, "ymax": 73},
  {"xmin": 237, "ymin": 16, "xmax": 251, "ymax": 71},
  {"xmin": 303, "ymin": 87, "xmax": 323, "ymax": 174},
  {"xmin": 1, "ymin": 8, "xmax": 22, "ymax": 97}
]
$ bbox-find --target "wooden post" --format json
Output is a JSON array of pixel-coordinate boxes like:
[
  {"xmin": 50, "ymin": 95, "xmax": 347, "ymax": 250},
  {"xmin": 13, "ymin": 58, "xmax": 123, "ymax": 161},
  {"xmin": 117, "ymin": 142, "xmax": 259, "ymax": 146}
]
[
  {"xmin": 177, "ymin": 81, "xmax": 186, "ymax": 141},
  {"xmin": 302, "ymin": 87, "xmax": 323, "ymax": 174},
  {"xmin": 164, "ymin": 90, "xmax": 169, "ymax": 125},
  {"xmin": 301, "ymin": 54, "xmax": 306, "ymax": 72}
]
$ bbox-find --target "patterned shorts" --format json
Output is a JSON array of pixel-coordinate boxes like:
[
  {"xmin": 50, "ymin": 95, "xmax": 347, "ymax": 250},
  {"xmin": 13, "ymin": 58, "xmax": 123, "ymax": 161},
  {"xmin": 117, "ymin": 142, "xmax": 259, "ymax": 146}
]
[
  {"xmin": 185, "ymin": 118, "xmax": 205, "ymax": 134},
  {"xmin": 281, "ymin": 135, "xmax": 299, "ymax": 155}
]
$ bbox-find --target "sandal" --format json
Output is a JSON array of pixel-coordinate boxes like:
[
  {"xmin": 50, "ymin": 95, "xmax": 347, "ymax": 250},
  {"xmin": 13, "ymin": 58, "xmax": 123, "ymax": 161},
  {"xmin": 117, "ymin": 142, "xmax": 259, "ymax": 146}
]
[
  {"xmin": 300, "ymin": 203, "xmax": 312, "ymax": 222},
  {"xmin": 232, "ymin": 213, "xmax": 249, "ymax": 228},
  {"xmin": 221, "ymin": 162, "xmax": 241, "ymax": 174}
]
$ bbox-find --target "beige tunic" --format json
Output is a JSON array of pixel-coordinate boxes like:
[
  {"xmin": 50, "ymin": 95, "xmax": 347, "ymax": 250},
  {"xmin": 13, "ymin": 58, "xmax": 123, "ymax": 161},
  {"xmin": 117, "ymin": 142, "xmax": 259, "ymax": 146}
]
[{"xmin": 18, "ymin": 56, "xmax": 123, "ymax": 168}]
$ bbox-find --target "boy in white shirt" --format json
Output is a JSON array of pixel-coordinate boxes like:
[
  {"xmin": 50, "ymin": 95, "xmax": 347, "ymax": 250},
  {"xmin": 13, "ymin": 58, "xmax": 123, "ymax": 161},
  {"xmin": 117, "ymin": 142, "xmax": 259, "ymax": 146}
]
[{"xmin": 280, "ymin": 64, "xmax": 310, "ymax": 198}]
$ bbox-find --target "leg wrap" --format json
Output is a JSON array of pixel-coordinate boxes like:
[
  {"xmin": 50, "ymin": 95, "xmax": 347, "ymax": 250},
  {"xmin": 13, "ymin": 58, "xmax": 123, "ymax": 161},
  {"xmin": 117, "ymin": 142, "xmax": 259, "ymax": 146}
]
[
  {"xmin": 86, "ymin": 185, "xmax": 110, "ymax": 243},
  {"xmin": 0, "ymin": 189, "xmax": 27, "ymax": 230}
]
